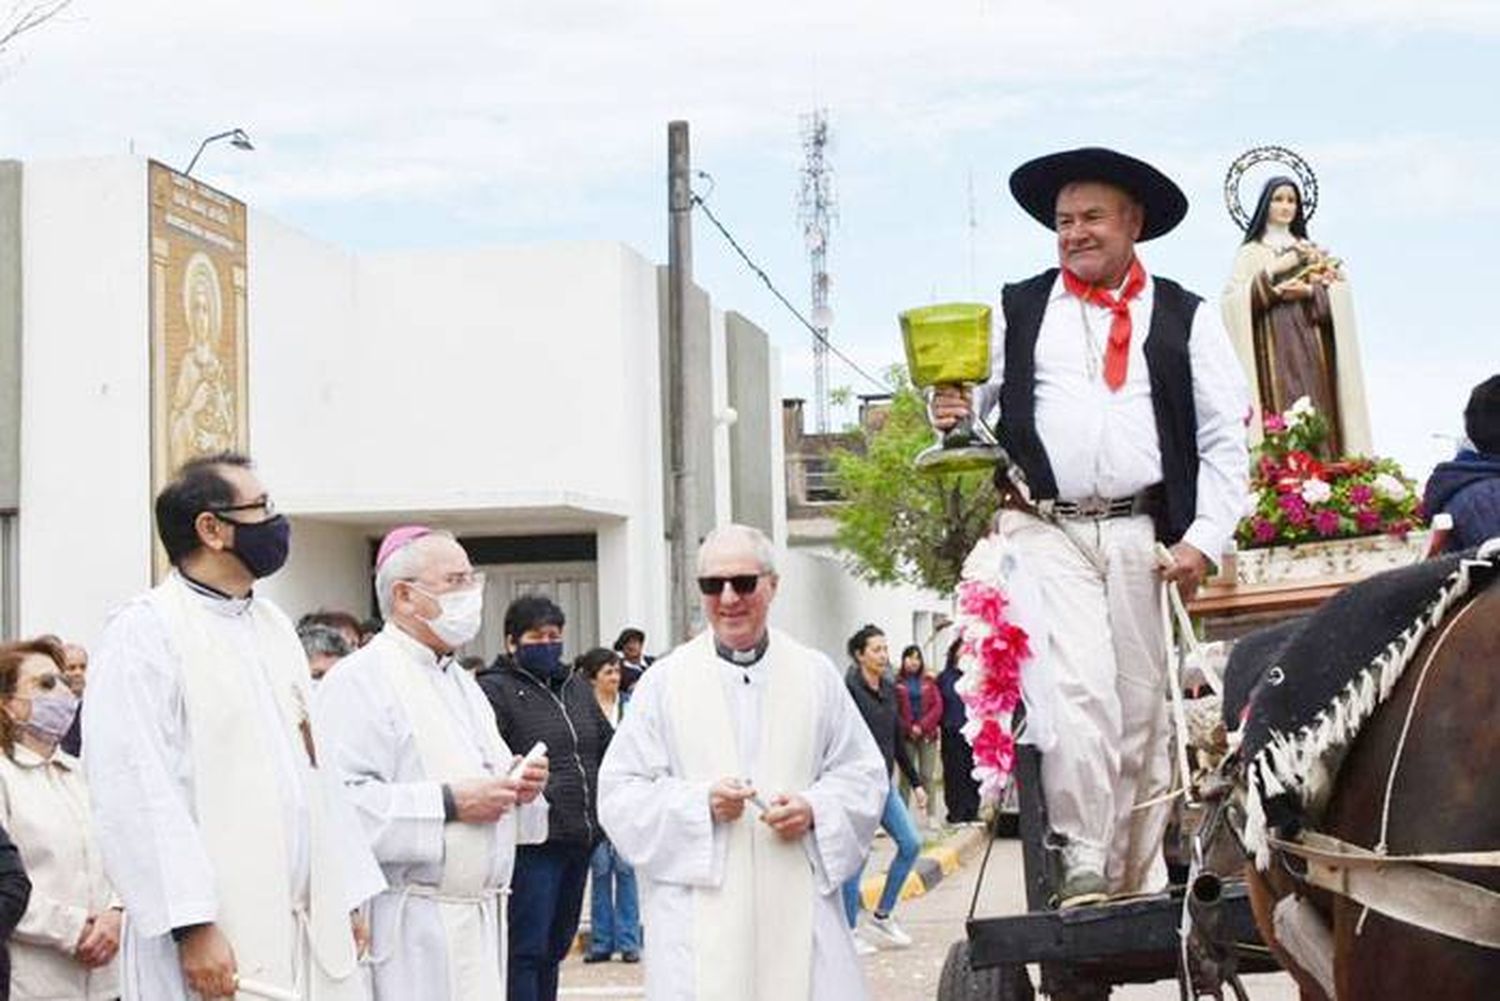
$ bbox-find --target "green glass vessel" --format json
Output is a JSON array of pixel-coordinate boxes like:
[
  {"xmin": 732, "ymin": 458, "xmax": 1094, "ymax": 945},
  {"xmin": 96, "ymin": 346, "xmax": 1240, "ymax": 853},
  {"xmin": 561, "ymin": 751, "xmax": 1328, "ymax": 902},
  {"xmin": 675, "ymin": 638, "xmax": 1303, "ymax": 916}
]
[
  {"xmin": 898, "ymin": 301, "xmax": 1005, "ymax": 475},
  {"xmin": 899, "ymin": 302, "xmax": 992, "ymax": 386}
]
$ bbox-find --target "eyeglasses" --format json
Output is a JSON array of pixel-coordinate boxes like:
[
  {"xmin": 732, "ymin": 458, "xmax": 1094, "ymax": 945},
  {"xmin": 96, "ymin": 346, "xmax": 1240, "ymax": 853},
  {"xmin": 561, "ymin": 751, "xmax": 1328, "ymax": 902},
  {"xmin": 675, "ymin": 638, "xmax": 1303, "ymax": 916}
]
[
  {"xmin": 210, "ymin": 496, "xmax": 277, "ymax": 518},
  {"xmin": 696, "ymin": 574, "xmax": 764, "ymax": 597},
  {"xmin": 405, "ymin": 570, "xmax": 487, "ymax": 591}
]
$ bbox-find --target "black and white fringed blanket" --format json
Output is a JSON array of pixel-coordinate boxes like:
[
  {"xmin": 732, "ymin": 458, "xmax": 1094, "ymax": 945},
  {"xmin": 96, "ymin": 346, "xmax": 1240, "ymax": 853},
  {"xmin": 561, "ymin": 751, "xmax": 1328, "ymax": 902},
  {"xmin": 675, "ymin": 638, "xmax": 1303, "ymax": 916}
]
[{"xmin": 1236, "ymin": 546, "xmax": 1500, "ymax": 866}]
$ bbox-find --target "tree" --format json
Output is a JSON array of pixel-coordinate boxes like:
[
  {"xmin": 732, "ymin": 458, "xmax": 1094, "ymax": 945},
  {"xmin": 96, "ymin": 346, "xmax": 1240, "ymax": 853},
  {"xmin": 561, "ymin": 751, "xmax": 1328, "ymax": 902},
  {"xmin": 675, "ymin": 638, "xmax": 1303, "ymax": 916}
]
[
  {"xmin": 830, "ymin": 367, "xmax": 999, "ymax": 596},
  {"xmin": 0, "ymin": 2, "xmax": 72, "ymax": 56}
]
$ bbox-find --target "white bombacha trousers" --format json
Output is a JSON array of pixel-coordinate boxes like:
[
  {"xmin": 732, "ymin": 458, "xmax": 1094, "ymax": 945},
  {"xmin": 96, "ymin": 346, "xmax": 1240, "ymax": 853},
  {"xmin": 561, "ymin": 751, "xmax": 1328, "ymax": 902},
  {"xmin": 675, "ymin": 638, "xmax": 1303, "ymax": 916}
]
[{"xmin": 998, "ymin": 509, "xmax": 1174, "ymax": 895}]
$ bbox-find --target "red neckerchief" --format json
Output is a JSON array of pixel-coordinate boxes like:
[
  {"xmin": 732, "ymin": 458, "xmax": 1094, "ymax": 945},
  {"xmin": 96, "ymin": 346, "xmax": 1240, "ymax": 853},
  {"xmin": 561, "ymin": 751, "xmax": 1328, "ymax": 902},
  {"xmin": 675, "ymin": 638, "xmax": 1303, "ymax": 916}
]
[{"xmin": 1061, "ymin": 257, "xmax": 1146, "ymax": 391}]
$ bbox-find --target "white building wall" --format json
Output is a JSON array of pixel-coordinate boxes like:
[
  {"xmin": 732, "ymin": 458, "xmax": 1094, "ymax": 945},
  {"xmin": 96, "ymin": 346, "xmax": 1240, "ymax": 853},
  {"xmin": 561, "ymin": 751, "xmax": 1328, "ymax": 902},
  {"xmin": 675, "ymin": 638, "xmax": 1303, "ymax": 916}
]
[
  {"xmin": 709, "ymin": 305, "xmax": 733, "ymax": 527},
  {"xmin": 258, "ymin": 518, "xmax": 371, "ymax": 622},
  {"xmin": 771, "ymin": 547, "xmax": 951, "ymax": 666},
  {"xmin": 12, "ymin": 158, "xmax": 931, "ymax": 663},
  {"xmin": 18, "ymin": 158, "xmax": 151, "ymax": 644}
]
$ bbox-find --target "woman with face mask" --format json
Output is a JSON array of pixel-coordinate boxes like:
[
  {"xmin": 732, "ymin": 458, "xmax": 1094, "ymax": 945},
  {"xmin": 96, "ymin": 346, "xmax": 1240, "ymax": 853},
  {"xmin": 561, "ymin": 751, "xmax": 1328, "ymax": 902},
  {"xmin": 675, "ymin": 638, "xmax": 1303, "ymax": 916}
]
[{"xmin": 0, "ymin": 638, "xmax": 121, "ymax": 1001}]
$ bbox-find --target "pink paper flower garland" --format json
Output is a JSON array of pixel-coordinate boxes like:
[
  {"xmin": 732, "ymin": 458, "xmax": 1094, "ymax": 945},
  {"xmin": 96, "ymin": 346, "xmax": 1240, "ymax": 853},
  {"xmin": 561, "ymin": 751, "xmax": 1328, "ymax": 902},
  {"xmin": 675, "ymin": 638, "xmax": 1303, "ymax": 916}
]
[{"xmin": 954, "ymin": 539, "xmax": 1032, "ymax": 802}]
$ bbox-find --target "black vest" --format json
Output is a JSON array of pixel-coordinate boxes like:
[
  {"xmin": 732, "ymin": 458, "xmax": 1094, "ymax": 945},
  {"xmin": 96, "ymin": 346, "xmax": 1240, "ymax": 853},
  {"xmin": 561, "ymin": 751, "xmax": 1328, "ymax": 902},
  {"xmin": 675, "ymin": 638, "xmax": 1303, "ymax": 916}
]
[{"xmin": 994, "ymin": 268, "xmax": 1201, "ymax": 544}]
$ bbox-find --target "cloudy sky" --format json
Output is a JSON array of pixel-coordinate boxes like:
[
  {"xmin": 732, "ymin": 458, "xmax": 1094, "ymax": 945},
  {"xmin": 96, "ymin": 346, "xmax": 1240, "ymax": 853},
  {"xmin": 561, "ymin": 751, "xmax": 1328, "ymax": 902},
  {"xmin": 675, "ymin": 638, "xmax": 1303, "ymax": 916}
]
[{"xmin": 4, "ymin": 1, "xmax": 1497, "ymax": 481}]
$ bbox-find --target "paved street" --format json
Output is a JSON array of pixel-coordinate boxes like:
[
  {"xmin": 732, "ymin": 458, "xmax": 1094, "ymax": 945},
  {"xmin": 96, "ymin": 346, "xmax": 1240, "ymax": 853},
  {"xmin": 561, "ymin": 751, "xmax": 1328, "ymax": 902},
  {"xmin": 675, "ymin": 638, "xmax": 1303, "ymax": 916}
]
[{"xmin": 559, "ymin": 832, "xmax": 1303, "ymax": 1000}]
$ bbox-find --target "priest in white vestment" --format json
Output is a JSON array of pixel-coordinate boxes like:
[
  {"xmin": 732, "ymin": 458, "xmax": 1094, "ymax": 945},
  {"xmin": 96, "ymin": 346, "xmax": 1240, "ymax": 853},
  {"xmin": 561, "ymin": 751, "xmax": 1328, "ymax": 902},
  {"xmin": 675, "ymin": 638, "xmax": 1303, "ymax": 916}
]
[
  {"xmin": 316, "ymin": 527, "xmax": 550, "ymax": 1001},
  {"xmin": 598, "ymin": 524, "xmax": 887, "ymax": 1001},
  {"xmin": 85, "ymin": 453, "xmax": 385, "ymax": 1001}
]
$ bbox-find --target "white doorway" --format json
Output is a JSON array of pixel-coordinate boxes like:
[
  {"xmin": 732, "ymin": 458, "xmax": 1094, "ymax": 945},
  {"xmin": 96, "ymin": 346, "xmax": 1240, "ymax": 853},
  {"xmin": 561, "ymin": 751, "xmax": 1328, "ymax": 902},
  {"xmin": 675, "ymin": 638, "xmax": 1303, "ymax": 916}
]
[{"xmin": 473, "ymin": 560, "xmax": 599, "ymax": 665}]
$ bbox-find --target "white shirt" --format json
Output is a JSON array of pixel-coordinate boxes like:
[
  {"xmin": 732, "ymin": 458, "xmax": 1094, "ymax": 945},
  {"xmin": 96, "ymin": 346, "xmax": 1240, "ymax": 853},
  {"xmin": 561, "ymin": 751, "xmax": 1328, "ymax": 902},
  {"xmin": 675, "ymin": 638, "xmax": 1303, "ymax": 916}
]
[
  {"xmin": 0, "ymin": 746, "xmax": 120, "ymax": 1001},
  {"xmin": 978, "ymin": 270, "xmax": 1250, "ymax": 561}
]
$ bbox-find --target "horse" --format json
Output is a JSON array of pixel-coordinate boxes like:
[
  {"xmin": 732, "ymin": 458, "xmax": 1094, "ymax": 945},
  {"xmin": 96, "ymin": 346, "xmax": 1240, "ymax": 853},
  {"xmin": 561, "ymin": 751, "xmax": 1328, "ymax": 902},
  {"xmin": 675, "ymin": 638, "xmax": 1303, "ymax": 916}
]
[{"xmin": 1226, "ymin": 547, "xmax": 1500, "ymax": 999}]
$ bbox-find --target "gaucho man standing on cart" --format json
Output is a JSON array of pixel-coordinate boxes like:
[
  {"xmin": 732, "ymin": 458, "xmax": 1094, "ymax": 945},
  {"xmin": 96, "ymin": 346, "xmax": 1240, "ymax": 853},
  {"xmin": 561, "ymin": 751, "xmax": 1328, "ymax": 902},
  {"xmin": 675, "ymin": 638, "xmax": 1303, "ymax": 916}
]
[{"xmin": 933, "ymin": 148, "xmax": 1249, "ymax": 907}]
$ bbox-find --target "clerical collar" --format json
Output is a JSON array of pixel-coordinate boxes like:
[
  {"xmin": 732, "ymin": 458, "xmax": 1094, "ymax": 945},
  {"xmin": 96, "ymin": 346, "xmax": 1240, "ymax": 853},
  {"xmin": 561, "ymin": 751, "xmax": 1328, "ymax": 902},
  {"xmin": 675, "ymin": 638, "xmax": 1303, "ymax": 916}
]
[
  {"xmin": 715, "ymin": 634, "xmax": 769, "ymax": 666},
  {"xmin": 177, "ymin": 569, "xmax": 253, "ymax": 615},
  {"xmin": 383, "ymin": 623, "xmax": 452, "ymax": 672}
]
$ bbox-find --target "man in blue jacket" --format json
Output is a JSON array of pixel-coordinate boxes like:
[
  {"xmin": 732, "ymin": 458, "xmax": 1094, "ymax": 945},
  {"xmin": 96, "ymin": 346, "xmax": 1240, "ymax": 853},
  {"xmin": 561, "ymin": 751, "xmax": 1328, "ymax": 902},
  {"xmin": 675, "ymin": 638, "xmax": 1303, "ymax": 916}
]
[{"xmin": 1424, "ymin": 374, "xmax": 1500, "ymax": 553}]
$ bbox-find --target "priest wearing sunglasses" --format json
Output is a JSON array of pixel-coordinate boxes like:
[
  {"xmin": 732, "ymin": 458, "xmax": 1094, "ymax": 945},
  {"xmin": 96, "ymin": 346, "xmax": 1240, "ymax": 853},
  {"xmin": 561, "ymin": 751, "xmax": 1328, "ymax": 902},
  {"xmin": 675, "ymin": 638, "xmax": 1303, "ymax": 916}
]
[{"xmin": 598, "ymin": 524, "xmax": 887, "ymax": 1001}]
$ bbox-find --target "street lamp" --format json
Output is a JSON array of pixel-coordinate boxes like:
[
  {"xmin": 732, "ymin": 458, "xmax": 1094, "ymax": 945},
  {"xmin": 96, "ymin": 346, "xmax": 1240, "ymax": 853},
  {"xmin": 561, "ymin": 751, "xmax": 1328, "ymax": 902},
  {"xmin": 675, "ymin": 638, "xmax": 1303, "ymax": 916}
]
[{"xmin": 183, "ymin": 128, "xmax": 254, "ymax": 177}]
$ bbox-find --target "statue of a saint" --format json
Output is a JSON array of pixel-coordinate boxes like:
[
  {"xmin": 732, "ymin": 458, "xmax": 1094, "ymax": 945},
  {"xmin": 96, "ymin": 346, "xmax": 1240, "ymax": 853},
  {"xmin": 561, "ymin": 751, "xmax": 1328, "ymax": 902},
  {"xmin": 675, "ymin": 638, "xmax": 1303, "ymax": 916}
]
[
  {"xmin": 168, "ymin": 255, "xmax": 236, "ymax": 465},
  {"xmin": 1222, "ymin": 176, "xmax": 1371, "ymax": 457}
]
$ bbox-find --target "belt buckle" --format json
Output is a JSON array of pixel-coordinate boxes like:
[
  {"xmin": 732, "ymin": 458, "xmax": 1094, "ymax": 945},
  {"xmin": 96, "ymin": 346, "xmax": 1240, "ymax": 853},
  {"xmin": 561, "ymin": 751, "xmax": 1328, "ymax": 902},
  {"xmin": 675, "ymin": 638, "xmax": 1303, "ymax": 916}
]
[{"xmin": 1074, "ymin": 495, "xmax": 1109, "ymax": 519}]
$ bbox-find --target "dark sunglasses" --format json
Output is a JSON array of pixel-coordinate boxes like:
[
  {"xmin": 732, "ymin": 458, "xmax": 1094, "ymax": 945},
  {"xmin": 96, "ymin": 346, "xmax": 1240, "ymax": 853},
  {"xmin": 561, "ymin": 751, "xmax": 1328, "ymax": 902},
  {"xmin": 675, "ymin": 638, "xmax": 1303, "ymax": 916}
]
[{"xmin": 697, "ymin": 574, "xmax": 763, "ymax": 597}]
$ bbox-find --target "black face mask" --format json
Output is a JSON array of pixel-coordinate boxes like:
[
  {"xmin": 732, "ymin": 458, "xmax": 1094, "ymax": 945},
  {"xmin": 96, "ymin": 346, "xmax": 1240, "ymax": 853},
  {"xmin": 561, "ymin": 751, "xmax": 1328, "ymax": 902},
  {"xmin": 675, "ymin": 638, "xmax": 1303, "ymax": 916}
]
[{"xmin": 219, "ymin": 513, "xmax": 292, "ymax": 578}]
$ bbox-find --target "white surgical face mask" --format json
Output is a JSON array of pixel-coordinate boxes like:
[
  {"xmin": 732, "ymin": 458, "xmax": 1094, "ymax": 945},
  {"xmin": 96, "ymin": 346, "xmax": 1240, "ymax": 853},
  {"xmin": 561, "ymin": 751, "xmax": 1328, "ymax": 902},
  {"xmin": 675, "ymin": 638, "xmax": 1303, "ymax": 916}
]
[{"xmin": 414, "ymin": 585, "xmax": 484, "ymax": 648}]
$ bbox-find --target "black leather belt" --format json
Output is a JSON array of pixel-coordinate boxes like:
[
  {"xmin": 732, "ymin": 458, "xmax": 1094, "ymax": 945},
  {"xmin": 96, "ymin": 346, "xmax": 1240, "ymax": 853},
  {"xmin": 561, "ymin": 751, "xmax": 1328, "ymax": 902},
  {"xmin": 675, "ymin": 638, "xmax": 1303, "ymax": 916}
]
[{"xmin": 1051, "ymin": 486, "xmax": 1162, "ymax": 521}]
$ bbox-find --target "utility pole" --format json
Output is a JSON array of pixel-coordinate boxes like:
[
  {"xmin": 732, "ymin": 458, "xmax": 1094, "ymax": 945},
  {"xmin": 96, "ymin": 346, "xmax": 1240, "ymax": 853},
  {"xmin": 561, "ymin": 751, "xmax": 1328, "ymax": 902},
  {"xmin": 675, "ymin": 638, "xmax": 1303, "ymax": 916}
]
[{"xmin": 666, "ymin": 120, "xmax": 697, "ymax": 644}]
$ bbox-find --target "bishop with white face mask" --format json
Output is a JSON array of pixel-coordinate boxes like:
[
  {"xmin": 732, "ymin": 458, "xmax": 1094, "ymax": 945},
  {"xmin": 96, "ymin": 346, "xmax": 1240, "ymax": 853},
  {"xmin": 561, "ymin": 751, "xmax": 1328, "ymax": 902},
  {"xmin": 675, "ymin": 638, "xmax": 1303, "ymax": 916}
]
[{"xmin": 315, "ymin": 526, "xmax": 551, "ymax": 1001}]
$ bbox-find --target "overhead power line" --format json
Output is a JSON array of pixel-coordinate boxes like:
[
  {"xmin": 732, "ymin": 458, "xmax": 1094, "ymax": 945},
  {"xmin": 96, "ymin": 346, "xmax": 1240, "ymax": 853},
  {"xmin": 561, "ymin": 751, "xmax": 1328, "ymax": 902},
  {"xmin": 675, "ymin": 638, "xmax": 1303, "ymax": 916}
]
[{"xmin": 690, "ymin": 188, "xmax": 890, "ymax": 395}]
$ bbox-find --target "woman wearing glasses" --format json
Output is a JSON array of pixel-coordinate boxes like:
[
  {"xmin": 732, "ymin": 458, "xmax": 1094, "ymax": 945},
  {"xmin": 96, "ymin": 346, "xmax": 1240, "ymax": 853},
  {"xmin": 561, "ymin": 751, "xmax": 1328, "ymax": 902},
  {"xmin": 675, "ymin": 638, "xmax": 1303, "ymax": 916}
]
[{"xmin": 0, "ymin": 638, "xmax": 121, "ymax": 1001}]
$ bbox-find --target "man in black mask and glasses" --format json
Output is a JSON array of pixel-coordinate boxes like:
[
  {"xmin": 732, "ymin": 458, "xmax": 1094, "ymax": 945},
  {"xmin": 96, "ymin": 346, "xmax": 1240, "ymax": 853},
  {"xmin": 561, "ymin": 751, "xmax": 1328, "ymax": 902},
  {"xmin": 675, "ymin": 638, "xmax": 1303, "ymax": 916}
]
[
  {"xmin": 598, "ymin": 524, "xmax": 887, "ymax": 1001},
  {"xmin": 83, "ymin": 452, "xmax": 384, "ymax": 1001}
]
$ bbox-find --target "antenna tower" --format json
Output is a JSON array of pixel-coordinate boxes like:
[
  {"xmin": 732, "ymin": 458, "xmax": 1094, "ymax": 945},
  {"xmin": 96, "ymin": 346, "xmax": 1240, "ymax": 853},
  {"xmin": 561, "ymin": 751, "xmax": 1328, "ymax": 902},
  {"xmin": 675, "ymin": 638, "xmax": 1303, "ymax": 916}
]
[{"xmin": 798, "ymin": 109, "xmax": 836, "ymax": 433}]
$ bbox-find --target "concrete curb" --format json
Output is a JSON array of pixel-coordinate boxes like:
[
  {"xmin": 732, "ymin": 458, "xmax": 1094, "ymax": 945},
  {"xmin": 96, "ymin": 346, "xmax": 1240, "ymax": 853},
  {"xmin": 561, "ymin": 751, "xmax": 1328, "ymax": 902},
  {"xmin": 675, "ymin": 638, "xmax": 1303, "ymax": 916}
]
[{"xmin": 858, "ymin": 823, "xmax": 990, "ymax": 911}]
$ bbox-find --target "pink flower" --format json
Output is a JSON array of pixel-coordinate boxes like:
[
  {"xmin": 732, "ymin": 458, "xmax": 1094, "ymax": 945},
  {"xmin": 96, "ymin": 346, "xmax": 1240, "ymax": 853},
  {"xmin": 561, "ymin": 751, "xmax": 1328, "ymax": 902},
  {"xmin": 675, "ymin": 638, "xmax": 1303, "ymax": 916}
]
[
  {"xmin": 1278, "ymin": 493, "xmax": 1309, "ymax": 525},
  {"xmin": 1387, "ymin": 519, "xmax": 1414, "ymax": 537},
  {"xmin": 1263, "ymin": 413, "xmax": 1287, "ymax": 433},
  {"xmin": 1348, "ymin": 484, "xmax": 1374, "ymax": 506},
  {"xmin": 1250, "ymin": 517, "xmax": 1277, "ymax": 543},
  {"xmin": 1355, "ymin": 508, "xmax": 1381, "ymax": 532},
  {"xmin": 971, "ymin": 719, "xmax": 1016, "ymax": 775},
  {"xmin": 957, "ymin": 581, "xmax": 1006, "ymax": 623},
  {"xmin": 1312, "ymin": 509, "xmax": 1341, "ymax": 537}
]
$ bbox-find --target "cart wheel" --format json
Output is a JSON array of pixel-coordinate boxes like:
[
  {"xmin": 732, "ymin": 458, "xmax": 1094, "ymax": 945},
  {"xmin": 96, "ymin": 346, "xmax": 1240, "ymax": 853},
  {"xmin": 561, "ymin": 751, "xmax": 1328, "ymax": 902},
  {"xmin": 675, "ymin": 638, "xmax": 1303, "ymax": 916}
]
[{"xmin": 937, "ymin": 941, "xmax": 1034, "ymax": 1001}]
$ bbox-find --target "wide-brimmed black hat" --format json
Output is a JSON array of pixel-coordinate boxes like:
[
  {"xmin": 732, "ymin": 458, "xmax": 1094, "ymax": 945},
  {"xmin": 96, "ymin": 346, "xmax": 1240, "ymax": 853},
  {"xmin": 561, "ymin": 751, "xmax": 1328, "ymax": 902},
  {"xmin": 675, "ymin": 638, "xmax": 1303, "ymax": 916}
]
[{"xmin": 1009, "ymin": 147, "xmax": 1187, "ymax": 241}]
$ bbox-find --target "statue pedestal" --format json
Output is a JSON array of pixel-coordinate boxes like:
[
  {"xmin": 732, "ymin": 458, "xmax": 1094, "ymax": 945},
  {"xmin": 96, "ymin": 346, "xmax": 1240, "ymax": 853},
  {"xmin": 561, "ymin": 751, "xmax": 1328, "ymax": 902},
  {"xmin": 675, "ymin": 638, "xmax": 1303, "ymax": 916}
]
[{"xmin": 1189, "ymin": 531, "xmax": 1431, "ymax": 641}]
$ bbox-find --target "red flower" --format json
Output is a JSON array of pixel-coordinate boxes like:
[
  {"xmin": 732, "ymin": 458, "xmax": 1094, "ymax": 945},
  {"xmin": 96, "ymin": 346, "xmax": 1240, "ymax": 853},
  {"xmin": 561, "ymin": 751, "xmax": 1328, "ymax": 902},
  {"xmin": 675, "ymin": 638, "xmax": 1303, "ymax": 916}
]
[
  {"xmin": 1284, "ymin": 450, "xmax": 1325, "ymax": 481},
  {"xmin": 971, "ymin": 719, "xmax": 1016, "ymax": 775},
  {"xmin": 1355, "ymin": 508, "xmax": 1382, "ymax": 532}
]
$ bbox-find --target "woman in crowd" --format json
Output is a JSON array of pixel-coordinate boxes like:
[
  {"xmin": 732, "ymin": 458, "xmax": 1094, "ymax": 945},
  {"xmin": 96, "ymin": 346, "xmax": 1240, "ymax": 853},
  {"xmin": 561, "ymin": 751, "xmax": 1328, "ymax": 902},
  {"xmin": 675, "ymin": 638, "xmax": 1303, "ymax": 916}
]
[
  {"xmin": 842, "ymin": 625, "xmax": 924, "ymax": 953},
  {"xmin": 0, "ymin": 639, "xmax": 119, "ymax": 1001},
  {"xmin": 578, "ymin": 648, "xmax": 641, "ymax": 964},
  {"xmin": 894, "ymin": 645, "xmax": 941, "ymax": 828}
]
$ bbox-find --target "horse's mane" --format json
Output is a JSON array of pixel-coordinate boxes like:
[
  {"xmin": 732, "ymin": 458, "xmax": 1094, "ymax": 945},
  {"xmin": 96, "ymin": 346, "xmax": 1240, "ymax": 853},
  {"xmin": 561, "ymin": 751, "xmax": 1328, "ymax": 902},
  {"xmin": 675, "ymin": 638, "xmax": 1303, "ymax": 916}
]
[{"xmin": 1236, "ymin": 546, "xmax": 1500, "ymax": 866}]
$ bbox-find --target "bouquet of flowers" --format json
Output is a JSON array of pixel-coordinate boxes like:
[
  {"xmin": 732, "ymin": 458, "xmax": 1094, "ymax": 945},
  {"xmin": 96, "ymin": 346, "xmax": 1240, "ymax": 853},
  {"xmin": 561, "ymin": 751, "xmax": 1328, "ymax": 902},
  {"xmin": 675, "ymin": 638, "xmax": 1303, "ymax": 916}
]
[
  {"xmin": 1238, "ymin": 396, "xmax": 1424, "ymax": 549},
  {"xmin": 953, "ymin": 535, "xmax": 1031, "ymax": 802}
]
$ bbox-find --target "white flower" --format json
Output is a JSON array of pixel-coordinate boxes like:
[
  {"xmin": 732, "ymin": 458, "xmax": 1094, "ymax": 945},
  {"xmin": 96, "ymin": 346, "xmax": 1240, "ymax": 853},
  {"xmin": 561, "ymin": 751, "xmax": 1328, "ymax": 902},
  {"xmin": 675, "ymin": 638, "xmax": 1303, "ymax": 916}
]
[
  {"xmin": 1300, "ymin": 478, "xmax": 1333, "ymax": 505},
  {"xmin": 1283, "ymin": 395, "xmax": 1316, "ymax": 426},
  {"xmin": 1373, "ymin": 473, "xmax": 1407, "ymax": 501}
]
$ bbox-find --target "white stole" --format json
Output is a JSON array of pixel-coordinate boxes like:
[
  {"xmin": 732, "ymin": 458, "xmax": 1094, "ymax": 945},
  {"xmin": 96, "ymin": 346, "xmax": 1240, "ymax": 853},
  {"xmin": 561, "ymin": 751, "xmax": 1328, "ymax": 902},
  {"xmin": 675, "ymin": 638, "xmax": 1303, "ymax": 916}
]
[
  {"xmin": 664, "ymin": 631, "xmax": 817, "ymax": 1001},
  {"xmin": 374, "ymin": 632, "xmax": 508, "ymax": 1001},
  {"xmin": 152, "ymin": 575, "xmax": 360, "ymax": 1001}
]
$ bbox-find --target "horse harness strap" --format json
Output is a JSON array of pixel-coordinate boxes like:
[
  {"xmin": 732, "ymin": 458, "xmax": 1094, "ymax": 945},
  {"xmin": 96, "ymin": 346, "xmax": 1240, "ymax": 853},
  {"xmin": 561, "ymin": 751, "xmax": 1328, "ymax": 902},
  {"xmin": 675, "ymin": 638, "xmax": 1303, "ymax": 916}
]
[{"xmin": 1269, "ymin": 831, "xmax": 1500, "ymax": 949}]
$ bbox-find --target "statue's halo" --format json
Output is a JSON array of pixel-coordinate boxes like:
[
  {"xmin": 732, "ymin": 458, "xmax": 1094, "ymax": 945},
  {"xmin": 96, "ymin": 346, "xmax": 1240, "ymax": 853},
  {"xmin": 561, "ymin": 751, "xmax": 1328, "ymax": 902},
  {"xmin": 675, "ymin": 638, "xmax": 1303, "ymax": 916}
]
[{"xmin": 1224, "ymin": 146, "xmax": 1319, "ymax": 231}]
